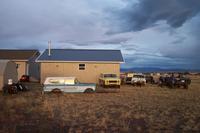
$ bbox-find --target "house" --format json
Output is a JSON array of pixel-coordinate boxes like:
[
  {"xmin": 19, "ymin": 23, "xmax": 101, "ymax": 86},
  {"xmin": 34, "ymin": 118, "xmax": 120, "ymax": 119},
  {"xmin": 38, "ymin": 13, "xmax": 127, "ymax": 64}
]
[
  {"xmin": 0, "ymin": 49, "xmax": 40, "ymax": 80},
  {"xmin": 36, "ymin": 49, "xmax": 124, "ymax": 83},
  {"xmin": 0, "ymin": 60, "xmax": 18, "ymax": 90}
]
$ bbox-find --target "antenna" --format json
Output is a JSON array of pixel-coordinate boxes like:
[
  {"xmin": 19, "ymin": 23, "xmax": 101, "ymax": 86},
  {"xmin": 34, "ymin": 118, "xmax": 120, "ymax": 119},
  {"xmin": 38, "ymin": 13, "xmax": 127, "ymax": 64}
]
[{"xmin": 48, "ymin": 40, "xmax": 51, "ymax": 56}]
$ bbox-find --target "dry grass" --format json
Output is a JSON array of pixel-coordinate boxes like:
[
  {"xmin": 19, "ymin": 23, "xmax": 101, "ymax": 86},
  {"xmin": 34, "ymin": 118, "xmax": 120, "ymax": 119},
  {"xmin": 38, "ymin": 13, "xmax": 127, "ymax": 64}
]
[{"xmin": 0, "ymin": 75, "xmax": 200, "ymax": 132}]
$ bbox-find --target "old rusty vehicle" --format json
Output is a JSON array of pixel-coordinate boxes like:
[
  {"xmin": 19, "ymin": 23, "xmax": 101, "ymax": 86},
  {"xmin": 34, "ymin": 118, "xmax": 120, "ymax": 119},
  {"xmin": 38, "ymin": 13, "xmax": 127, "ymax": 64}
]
[
  {"xmin": 3, "ymin": 84, "xmax": 18, "ymax": 94},
  {"xmin": 145, "ymin": 75, "xmax": 155, "ymax": 84},
  {"xmin": 120, "ymin": 73, "xmax": 126, "ymax": 84},
  {"xmin": 159, "ymin": 74, "xmax": 191, "ymax": 89},
  {"xmin": 131, "ymin": 74, "xmax": 146, "ymax": 86},
  {"xmin": 99, "ymin": 73, "xmax": 121, "ymax": 88},
  {"xmin": 124, "ymin": 72, "xmax": 134, "ymax": 84},
  {"xmin": 43, "ymin": 77, "xmax": 96, "ymax": 93},
  {"xmin": 3, "ymin": 83, "xmax": 28, "ymax": 94},
  {"xmin": 175, "ymin": 76, "xmax": 191, "ymax": 89}
]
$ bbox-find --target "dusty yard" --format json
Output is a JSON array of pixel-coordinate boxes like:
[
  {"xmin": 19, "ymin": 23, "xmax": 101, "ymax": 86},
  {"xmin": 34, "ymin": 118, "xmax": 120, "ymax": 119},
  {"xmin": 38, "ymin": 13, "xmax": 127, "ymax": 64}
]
[{"xmin": 0, "ymin": 75, "xmax": 200, "ymax": 133}]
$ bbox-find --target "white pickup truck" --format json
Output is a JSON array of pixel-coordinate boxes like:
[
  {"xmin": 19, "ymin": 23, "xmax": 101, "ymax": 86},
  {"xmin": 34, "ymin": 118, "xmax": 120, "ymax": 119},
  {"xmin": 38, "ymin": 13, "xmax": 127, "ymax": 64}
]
[
  {"xmin": 131, "ymin": 74, "xmax": 146, "ymax": 86},
  {"xmin": 43, "ymin": 77, "xmax": 96, "ymax": 93}
]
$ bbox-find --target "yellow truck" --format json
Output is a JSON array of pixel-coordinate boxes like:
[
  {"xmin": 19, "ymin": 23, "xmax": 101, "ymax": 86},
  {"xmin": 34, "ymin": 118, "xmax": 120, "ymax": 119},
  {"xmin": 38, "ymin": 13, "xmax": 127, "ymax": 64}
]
[{"xmin": 99, "ymin": 73, "xmax": 121, "ymax": 88}]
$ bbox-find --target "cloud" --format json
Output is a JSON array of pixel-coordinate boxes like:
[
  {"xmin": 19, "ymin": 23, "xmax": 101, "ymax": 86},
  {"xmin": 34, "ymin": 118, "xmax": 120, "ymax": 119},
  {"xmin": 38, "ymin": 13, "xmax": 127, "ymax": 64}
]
[
  {"xmin": 122, "ymin": 50, "xmax": 199, "ymax": 69},
  {"xmin": 0, "ymin": 0, "xmax": 107, "ymax": 42},
  {"xmin": 59, "ymin": 36, "xmax": 131, "ymax": 46},
  {"xmin": 159, "ymin": 14, "xmax": 200, "ymax": 60},
  {"xmin": 110, "ymin": 0, "xmax": 200, "ymax": 33},
  {"xmin": 0, "ymin": 0, "xmax": 199, "ymax": 69}
]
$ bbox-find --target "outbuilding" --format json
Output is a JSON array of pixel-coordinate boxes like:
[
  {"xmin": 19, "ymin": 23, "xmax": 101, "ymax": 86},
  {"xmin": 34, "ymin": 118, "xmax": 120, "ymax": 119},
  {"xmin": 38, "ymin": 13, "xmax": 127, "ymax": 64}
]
[
  {"xmin": 0, "ymin": 60, "xmax": 18, "ymax": 91},
  {"xmin": 37, "ymin": 49, "xmax": 124, "ymax": 83},
  {"xmin": 0, "ymin": 49, "xmax": 40, "ymax": 80}
]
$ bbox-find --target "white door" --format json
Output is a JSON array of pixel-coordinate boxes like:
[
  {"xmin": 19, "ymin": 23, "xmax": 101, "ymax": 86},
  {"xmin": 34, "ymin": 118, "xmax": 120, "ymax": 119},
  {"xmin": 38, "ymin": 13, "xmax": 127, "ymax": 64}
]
[{"xmin": 63, "ymin": 85, "xmax": 77, "ymax": 92}]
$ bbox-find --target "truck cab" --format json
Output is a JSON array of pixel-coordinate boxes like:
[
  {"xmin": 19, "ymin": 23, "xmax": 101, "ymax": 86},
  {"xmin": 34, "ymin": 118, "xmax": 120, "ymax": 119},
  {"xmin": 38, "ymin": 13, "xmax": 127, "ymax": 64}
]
[
  {"xmin": 131, "ymin": 74, "xmax": 146, "ymax": 86},
  {"xmin": 99, "ymin": 73, "xmax": 121, "ymax": 88}
]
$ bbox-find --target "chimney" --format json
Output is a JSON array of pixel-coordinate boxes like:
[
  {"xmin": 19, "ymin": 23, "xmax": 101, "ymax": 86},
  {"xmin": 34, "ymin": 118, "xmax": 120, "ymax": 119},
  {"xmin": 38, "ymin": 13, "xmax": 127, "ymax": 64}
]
[{"xmin": 48, "ymin": 40, "xmax": 51, "ymax": 56}]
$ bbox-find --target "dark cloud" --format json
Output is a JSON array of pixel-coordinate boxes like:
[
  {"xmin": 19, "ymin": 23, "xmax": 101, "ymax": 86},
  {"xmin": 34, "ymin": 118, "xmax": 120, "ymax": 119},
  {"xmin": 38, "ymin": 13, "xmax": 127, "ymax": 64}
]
[
  {"xmin": 59, "ymin": 36, "xmax": 130, "ymax": 45},
  {"xmin": 96, "ymin": 37, "xmax": 129, "ymax": 44},
  {"xmin": 0, "ymin": 0, "xmax": 199, "ymax": 69},
  {"xmin": 123, "ymin": 49, "xmax": 200, "ymax": 69},
  {"xmin": 160, "ymin": 14, "xmax": 200, "ymax": 60},
  {"xmin": 171, "ymin": 37, "xmax": 186, "ymax": 45},
  {"xmin": 111, "ymin": 0, "xmax": 200, "ymax": 32}
]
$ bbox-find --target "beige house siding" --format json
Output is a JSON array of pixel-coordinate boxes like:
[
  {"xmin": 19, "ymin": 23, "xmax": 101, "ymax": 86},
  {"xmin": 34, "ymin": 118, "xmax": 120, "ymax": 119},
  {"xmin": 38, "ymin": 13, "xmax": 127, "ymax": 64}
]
[
  {"xmin": 40, "ymin": 62, "xmax": 120, "ymax": 83},
  {"xmin": 15, "ymin": 61, "xmax": 27, "ymax": 80},
  {"xmin": 14, "ymin": 60, "xmax": 40, "ymax": 80}
]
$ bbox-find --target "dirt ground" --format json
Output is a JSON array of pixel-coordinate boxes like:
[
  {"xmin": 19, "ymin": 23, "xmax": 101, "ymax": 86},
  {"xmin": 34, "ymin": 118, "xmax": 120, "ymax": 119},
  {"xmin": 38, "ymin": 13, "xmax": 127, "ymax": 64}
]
[{"xmin": 0, "ymin": 75, "xmax": 200, "ymax": 133}]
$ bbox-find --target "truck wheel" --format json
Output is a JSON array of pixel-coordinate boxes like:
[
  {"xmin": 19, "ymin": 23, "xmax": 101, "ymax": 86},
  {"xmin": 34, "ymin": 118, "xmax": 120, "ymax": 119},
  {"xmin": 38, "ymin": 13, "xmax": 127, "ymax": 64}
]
[
  {"xmin": 170, "ymin": 83, "xmax": 174, "ymax": 89},
  {"xmin": 99, "ymin": 80, "xmax": 102, "ymax": 86},
  {"xmin": 141, "ymin": 82, "xmax": 145, "ymax": 86},
  {"xmin": 84, "ymin": 88, "xmax": 94, "ymax": 93},
  {"xmin": 184, "ymin": 84, "xmax": 188, "ymax": 89},
  {"xmin": 51, "ymin": 88, "xmax": 62, "ymax": 93}
]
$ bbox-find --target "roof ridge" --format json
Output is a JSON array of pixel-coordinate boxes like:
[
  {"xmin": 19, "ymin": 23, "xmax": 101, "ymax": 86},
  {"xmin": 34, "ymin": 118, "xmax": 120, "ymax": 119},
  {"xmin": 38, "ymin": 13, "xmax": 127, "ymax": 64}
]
[
  {"xmin": 0, "ymin": 49, "xmax": 39, "ymax": 51},
  {"xmin": 37, "ymin": 49, "xmax": 124, "ymax": 62},
  {"xmin": 45, "ymin": 49, "xmax": 121, "ymax": 51}
]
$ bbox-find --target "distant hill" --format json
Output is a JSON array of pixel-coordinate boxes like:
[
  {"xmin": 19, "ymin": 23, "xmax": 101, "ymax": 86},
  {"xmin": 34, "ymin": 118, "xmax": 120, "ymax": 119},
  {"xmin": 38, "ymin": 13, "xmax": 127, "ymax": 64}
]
[{"xmin": 121, "ymin": 67, "xmax": 200, "ymax": 73}]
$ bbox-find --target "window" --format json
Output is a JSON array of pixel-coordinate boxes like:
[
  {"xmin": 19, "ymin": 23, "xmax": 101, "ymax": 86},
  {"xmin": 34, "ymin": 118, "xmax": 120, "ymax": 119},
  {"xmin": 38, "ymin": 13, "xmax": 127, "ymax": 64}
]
[{"xmin": 79, "ymin": 64, "xmax": 85, "ymax": 70}]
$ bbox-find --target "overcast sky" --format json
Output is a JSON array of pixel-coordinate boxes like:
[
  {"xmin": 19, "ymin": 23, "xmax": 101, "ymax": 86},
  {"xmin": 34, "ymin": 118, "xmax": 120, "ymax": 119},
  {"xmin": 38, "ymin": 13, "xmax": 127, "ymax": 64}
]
[{"xmin": 0, "ymin": 0, "xmax": 199, "ymax": 69}]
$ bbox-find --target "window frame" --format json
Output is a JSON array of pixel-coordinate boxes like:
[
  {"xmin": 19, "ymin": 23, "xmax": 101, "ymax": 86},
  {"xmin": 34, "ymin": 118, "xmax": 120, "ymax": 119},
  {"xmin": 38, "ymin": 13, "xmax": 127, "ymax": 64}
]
[{"xmin": 79, "ymin": 64, "xmax": 85, "ymax": 70}]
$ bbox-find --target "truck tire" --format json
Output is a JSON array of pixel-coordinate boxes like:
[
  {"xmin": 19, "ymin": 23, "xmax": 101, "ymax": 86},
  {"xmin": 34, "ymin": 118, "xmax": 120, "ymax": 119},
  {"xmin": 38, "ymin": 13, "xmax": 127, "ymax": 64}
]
[
  {"xmin": 51, "ymin": 88, "xmax": 62, "ymax": 93},
  {"xmin": 84, "ymin": 88, "xmax": 94, "ymax": 93},
  {"xmin": 184, "ymin": 84, "xmax": 188, "ymax": 89}
]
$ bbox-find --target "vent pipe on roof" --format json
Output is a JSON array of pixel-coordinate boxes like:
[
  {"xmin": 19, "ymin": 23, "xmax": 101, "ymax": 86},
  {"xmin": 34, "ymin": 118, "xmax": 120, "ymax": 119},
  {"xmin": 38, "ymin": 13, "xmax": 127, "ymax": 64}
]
[{"xmin": 48, "ymin": 40, "xmax": 51, "ymax": 56}]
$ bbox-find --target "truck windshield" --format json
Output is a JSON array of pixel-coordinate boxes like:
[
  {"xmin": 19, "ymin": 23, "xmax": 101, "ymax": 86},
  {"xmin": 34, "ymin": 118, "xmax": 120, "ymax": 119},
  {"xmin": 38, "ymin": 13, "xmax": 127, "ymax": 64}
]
[
  {"xmin": 133, "ymin": 75, "xmax": 145, "ymax": 78},
  {"xmin": 104, "ymin": 74, "xmax": 117, "ymax": 78}
]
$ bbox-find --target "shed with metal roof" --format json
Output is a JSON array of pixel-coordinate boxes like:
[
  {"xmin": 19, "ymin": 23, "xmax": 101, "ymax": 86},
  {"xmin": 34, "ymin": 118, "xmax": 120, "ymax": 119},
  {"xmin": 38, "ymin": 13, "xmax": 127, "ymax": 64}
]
[
  {"xmin": 0, "ymin": 60, "xmax": 18, "ymax": 91},
  {"xmin": 37, "ymin": 49, "xmax": 124, "ymax": 83},
  {"xmin": 0, "ymin": 49, "xmax": 40, "ymax": 80}
]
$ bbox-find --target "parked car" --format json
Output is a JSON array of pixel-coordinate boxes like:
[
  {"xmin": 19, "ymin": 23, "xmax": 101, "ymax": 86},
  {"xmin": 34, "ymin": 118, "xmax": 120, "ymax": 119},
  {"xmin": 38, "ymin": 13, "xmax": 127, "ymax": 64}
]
[
  {"xmin": 43, "ymin": 77, "xmax": 96, "ymax": 93},
  {"xmin": 159, "ymin": 74, "xmax": 191, "ymax": 89},
  {"xmin": 175, "ymin": 76, "xmax": 191, "ymax": 89},
  {"xmin": 131, "ymin": 74, "xmax": 146, "ymax": 86},
  {"xmin": 124, "ymin": 72, "xmax": 134, "ymax": 84},
  {"xmin": 99, "ymin": 73, "xmax": 121, "ymax": 88},
  {"xmin": 145, "ymin": 75, "xmax": 155, "ymax": 84},
  {"xmin": 120, "ymin": 73, "xmax": 126, "ymax": 84}
]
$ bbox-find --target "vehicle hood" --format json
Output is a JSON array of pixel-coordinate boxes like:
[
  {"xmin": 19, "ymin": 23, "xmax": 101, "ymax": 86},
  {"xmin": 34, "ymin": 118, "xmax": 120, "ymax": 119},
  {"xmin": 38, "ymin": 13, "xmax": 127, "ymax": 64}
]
[
  {"xmin": 103, "ymin": 78, "xmax": 120, "ymax": 80},
  {"xmin": 78, "ymin": 83, "xmax": 96, "ymax": 86}
]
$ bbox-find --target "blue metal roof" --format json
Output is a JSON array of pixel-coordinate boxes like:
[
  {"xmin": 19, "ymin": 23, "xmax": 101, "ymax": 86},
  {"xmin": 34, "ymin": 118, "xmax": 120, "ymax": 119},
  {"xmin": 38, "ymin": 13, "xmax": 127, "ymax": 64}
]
[{"xmin": 37, "ymin": 49, "xmax": 124, "ymax": 62}]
